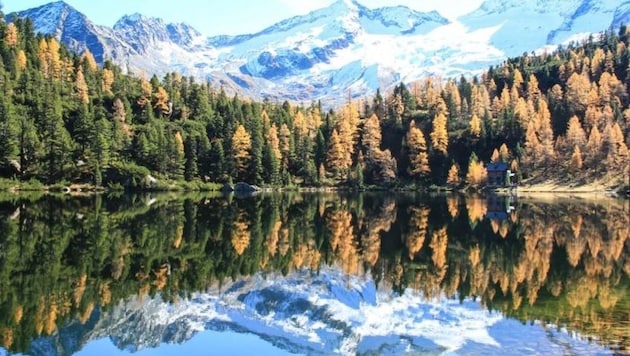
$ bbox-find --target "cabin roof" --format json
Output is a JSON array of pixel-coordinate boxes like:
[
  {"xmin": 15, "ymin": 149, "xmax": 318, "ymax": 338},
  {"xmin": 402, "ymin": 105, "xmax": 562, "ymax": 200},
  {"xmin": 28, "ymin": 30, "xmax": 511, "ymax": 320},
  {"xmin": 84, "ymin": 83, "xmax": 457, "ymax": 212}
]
[{"xmin": 487, "ymin": 162, "xmax": 508, "ymax": 172}]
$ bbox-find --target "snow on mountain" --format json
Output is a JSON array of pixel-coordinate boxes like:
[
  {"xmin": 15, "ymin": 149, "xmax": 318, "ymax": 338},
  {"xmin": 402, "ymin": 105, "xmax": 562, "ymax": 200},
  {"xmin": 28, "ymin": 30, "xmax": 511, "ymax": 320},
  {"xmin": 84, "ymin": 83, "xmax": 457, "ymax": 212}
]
[
  {"xmin": 20, "ymin": 266, "xmax": 614, "ymax": 356},
  {"xmin": 459, "ymin": 0, "xmax": 627, "ymax": 56},
  {"xmin": 9, "ymin": 1, "xmax": 134, "ymax": 65},
  {"xmin": 8, "ymin": 0, "xmax": 630, "ymax": 104}
]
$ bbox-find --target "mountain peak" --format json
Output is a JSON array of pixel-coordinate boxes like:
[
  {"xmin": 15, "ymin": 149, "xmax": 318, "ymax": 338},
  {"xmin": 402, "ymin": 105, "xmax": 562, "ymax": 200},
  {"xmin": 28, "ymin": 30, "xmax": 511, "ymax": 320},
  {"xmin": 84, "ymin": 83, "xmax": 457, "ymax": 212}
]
[{"xmin": 331, "ymin": 0, "xmax": 361, "ymax": 11}]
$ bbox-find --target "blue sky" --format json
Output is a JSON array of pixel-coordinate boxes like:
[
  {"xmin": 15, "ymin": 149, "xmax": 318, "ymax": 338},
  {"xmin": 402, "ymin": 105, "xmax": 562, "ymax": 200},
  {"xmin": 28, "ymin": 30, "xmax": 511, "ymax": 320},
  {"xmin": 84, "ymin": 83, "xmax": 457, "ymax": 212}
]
[{"xmin": 3, "ymin": 0, "xmax": 483, "ymax": 36}]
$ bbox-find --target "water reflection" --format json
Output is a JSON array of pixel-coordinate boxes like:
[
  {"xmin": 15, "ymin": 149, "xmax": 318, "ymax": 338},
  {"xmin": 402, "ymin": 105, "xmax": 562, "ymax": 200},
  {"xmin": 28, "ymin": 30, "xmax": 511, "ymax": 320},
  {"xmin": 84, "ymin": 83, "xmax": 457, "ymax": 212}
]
[{"xmin": 0, "ymin": 192, "xmax": 627, "ymax": 355}]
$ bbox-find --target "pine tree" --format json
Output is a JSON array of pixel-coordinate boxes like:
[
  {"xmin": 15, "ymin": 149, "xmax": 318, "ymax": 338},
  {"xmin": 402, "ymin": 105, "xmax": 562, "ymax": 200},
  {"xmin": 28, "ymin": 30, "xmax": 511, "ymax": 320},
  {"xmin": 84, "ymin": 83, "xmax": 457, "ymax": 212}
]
[
  {"xmin": 92, "ymin": 118, "xmax": 111, "ymax": 185},
  {"xmin": 184, "ymin": 135, "xmax": 198, "ymax": 181},
  {"xmin": 0, "ymin": 94, "xmax": 18, "ymax": 168},
  {"xmin": 42, "ymin": 91, "xmax": 73, "ymax": 183},
  {"xmin": 209, "ymin": 139, "xmax": 225, "ymax": 182}
]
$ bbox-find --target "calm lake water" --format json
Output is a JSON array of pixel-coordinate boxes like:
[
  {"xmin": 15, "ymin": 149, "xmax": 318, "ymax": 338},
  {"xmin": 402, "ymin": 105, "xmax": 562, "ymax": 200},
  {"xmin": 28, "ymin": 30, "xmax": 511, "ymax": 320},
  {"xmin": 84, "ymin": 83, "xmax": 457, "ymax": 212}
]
[{"xmin": 0, "ymin": 192, "xmax": 628, "ymax": 355}]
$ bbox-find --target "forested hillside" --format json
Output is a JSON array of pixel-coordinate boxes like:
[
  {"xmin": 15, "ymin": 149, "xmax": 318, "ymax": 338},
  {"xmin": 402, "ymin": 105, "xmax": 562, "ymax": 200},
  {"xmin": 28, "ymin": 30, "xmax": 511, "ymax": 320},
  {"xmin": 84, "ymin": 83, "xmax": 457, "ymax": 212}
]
[{"xmin": 0, "ymin": 16, "xmax": 629, "ymax": 189}]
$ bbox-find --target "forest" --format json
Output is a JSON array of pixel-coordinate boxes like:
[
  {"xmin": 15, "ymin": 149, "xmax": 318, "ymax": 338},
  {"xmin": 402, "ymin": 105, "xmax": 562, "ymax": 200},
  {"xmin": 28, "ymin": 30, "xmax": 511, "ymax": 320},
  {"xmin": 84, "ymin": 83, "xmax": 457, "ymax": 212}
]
[{"xmin": 0, "ymin": 15, "xmax": 629, "ymax": 189}]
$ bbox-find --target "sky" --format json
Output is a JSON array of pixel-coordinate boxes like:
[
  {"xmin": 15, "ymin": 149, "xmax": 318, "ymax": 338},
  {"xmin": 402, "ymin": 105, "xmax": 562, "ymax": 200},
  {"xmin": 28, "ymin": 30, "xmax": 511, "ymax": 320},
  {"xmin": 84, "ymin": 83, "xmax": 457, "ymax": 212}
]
[{"xmin": 3, "ymin": 0, "xmax": 484, "ymax": 37}]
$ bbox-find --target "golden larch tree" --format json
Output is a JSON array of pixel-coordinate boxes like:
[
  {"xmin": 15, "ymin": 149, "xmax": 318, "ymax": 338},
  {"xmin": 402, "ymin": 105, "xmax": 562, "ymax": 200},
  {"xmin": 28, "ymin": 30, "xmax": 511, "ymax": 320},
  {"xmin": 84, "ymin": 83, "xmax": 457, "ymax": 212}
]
[
  {"xmin": 75, "ymin": 68, "xmax": 89, "ymax": 105},
  {"xmin": 446, "ymin": 163, "xmax": 459, "ymax": 186},
  {"xmin": 407, "ymin": 121, "xmax": 431, "ymax": 179},
  {"xmin": 566, "ymin": 72, "xmax": 591, "ymax": 113},
  {"xmin": 570, "ymin": 145, "xmax": 583, "ymax": 171},
  {"xmin": 466, "ymin": 154, "xmax": 487, "ymax": 187},
  {"xmin": 47, "ymin": 38, "xmax": 61, "ymax": 79},
  {"xmin": 279, "ymin": 123, "xmax": 291, "ymax": 168},
  {"xmin": 138, "ymin": 76, "xmax": 152, "ymax": 108},
  {"xmin": 38, "ymin": 39, "xmax": 50, "ymax": 78},
  {"xmin": 469, "ymin": 114, "xmax": 482, "ymax": 138},
  {"xmin": 499, "ymin": 143, "xmax": 510, "ymax": 162},
  {"xmin": 566, "ymin": 116, "xmax": 587, "ymax": 149},
  {"xmin": 490, "ymin": 148, "xmax": 500, "ymax": 163},
  {"xmin": 232, "ymin": 124, "xmax": 252, "ymax": 177},
  {"xmin": 81, "ymin": 48, "xmax": 98, "ymax": 72},
  {"xmin": 267, "ymin": 123, "xmax": 282, "ymax": 161},
  {"xmin": 327, "ymin": 129, "xmax": 348, "ymax": 178},
  {"xmin": 585, "ymin": 125, "xmax": 603, "ymax": 165},
  {"xmin": 16, "ymin": 50, "xmax": 27, "ymax": 71},
  {"xmin": 102, "ymin": 68, "xmax": 114, "ymax": 95},
  {"xmin": 5, "ymin": 23, "xmax": 18, "ymax": 47},
  {"xmin": 430, "ymin": 112, "xmax": 449, "ymax": 155},
  {"xmin": 154, "ymin": 87, "xmax": 170, "ymax": 116},
  {"xmin": 362, "ymin": 113, "xmax": 382, "ymax": 156}
]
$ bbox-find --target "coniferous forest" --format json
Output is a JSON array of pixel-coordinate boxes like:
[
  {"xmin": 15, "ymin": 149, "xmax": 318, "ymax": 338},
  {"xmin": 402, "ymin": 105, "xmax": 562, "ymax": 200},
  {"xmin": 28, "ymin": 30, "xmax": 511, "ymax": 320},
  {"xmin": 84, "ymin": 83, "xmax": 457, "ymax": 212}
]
[{"xmin": 0, "ymin": 16, "xmax": 629, "ymax": 189}]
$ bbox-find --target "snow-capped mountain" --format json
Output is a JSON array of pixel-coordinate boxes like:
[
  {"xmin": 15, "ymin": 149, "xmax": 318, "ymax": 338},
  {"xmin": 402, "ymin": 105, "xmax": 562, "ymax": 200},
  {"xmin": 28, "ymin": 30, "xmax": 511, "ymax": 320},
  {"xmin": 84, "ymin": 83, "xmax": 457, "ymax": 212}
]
[
  {"xmin": 8, "ymin": 0, "xmax": 630, "ymax": 103},
  {"xmin": 23, "ymin": 267, "xmax": 612, "ymax": 356}
]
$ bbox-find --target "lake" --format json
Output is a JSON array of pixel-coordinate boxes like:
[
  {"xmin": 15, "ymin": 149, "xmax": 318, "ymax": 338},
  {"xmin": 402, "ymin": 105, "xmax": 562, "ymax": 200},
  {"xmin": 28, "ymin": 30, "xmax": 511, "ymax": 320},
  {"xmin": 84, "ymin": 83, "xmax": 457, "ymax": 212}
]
[{"xmin": 0, "ymin": 192, "xmax": 628, "ymax": 355}]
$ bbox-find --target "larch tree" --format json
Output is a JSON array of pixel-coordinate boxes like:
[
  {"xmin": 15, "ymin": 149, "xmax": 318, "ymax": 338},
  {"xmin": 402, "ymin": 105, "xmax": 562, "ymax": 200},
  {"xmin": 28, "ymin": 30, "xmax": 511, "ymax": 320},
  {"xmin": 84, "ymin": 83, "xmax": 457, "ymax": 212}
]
[
  {"xmin": 446, "ymin": 163, "xmax": 459, "ymax": 187},
  {"xmin": 232, "ymin": 124, "xmax": 252, "ymax": 180},
  {"xmin": 102, "ymin": 68, "xmax": 114, "ymax": 95},
  {"xmin": 154, "ymin": 87, "xmax": 171, "ymax": 117},
  {"xmin": 267, "ymin": 124, "xmax": 282, "ymax": 162},
  {"xmin": 604, "ymin": 122, "xmax": 629, "ymax": 169},
  {"xmin": 566, "ymin": 72, "xmax": 591, "ymax": 114},
  {"xmin": 536, "ymin": 99, "xmax": 555, "ymax": 165},
  {"xmin": 75, "ymin": 68, "xmax": 89, "ymax": 105},
  {"xmin": 499, "ymin": 143, "xmax": 510, "ymax": 162},
  {"xmin": 362, "ymin": 113, "xmax": 382, "ymax": 156},
  {"xmin": 16, "ymin": 50, "xmax": 27, "ymax": 71},
  {"xmin": 430, "ymin": 112, "xmax": 448, "ymax": 155},
  {"xmin": 490, "ymin": 148, "xmax": 500, "ymax": 163},
  {"xmin": 466, "ymin": 152, "xmax": 487, "ymax": 187},
  {"xmin": 47, "ymin": 38, "xmax": 61, "ymax": 79},
  {"xmin": 469, "ymin": 114, "xmax": 482, "ymax": 138},
  {"xmin": 326, "ymin": 129, "xmax": 348, "ymax": 179},
  {"xmin": 407, "ymin": 121, "xmax": 430, "ymax": 180},
  {"xmin": 570, "ymin": 145, "xmax": 583, "ymax": 172},
  {"xmin": 565, "ymin": 116, "xmax": 587, "ymax": 149},
  {"xmin": 279, "ymin": 123, "xmax": 292, "ymax": 169},
  {"xmin": 81, "ymin": 48, "xmax": 98, "ymax": 73},
  {"xmin": 5, "ymin": 23, "xmax": 18, "ymax": 47},
  {"xmin": 585, "ymin": 125, "xmax": 603, "ymax": 166}
]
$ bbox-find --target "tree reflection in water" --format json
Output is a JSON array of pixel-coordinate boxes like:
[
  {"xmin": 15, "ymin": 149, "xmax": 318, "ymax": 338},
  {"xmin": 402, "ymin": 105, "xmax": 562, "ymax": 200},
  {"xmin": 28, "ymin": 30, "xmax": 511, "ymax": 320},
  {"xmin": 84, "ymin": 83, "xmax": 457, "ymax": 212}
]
[{"xmin": 0, "ymin": 192, "xmax": 627, "ymax": 354}]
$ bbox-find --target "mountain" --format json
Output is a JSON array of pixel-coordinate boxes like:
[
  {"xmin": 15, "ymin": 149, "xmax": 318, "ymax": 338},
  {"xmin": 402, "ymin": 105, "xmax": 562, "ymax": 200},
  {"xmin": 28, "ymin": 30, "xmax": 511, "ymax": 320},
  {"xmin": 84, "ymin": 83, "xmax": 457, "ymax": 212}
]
[
  {"xmin": 22, "ymin": 267, "xmax": 612, "ymax": 356},
  {"xmin": 8, "ymin": 0, "xmax": 630, "ymax": 103},
  {"xmin": 8, "ymin": 1, "xmax": 133, "ymax": 65}
]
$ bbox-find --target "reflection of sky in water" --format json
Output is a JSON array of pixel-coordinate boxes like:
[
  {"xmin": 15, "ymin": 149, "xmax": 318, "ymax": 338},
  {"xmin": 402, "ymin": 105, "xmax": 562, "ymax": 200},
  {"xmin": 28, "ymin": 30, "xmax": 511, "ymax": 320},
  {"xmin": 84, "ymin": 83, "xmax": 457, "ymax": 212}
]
[{"xmin": 45, "ymin": 268, "xmax": 615, "ymax": 356}]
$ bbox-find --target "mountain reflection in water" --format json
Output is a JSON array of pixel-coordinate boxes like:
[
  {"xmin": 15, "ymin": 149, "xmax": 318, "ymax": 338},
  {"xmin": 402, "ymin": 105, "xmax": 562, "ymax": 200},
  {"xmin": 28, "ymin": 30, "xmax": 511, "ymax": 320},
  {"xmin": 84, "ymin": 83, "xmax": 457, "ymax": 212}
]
[{"xmin": 0, "ymin": 192, "xmax": 627, "ymax": 355}]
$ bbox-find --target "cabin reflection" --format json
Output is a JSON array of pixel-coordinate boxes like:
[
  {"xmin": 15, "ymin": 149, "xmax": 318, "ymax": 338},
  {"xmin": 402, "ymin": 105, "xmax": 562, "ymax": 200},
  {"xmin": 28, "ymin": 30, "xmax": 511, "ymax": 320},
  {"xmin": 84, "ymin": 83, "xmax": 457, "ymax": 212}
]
[{"xmin": 485, "ymin": 193, "xmax": 516, "ymax": 220}]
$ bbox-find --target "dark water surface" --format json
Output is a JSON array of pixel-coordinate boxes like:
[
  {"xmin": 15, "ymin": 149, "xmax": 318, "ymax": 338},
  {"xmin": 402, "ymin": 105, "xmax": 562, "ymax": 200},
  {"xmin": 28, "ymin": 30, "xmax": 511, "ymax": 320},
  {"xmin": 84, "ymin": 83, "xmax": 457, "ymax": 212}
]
[{"xmin": 0, "ymin": 192, "xmax": 628, "ymax": 355}]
